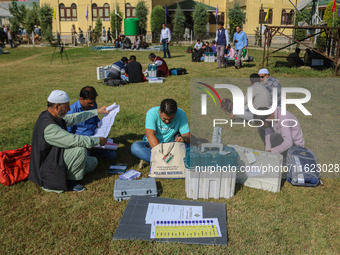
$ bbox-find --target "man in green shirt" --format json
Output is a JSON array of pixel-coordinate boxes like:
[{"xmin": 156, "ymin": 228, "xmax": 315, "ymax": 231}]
[{"xmin": 29, "ymin": 90, "xmax": 108, "ymax": 193}]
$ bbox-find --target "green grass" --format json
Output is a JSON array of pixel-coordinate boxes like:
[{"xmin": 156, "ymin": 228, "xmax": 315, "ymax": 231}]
[{"xmin": 0, "ymin": 46, "xmax": 339, "ymax": 254}]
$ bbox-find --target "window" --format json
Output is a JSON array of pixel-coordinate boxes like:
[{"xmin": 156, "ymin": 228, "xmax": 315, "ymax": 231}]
[
  {"xmin": 281, "ymin": 9, "xmax": 295, "ymax": 25},
  {"xmin": 126, "ymin": 3, "xmax": 135, "ymax": 18},
  {"xmin": 259, "ymin": 8, "xmax": 273, "ymax": 24},
  {"xmin": 208, "ymin": 12, "xmax": 225, "ymax": 24},
  {"xmin": 59, "ymin": 3, "xmax": 77, "ymax": 21},
  {"xmin": 92, "ymin": 3, "xmax": 110, "ymax": 21}
]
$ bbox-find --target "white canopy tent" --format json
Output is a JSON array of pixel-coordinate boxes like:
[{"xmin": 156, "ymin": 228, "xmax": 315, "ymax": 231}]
[{"xmin": 297, "ymin": 0, "xmax": 313, "ymax": 11}]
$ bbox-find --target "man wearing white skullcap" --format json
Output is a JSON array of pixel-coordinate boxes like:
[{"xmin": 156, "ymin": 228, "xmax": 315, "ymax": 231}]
[
  {"xmin": 258, "ymin": 68, "xmax": 282, "ymax": 106},
  {"xmin": 29, "ymin": 90, "xmax": 109, "ymax": 193}
]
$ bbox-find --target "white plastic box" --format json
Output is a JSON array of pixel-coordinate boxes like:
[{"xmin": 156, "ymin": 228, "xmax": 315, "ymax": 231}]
[
  {"xmin": 228, "ymin": 144, "xmax": 283, "ymax": 193},
  {"xmin": 185, "ymin": 168, "xmax": 237, "ymax": 199},
  {"xmin": 96, "ymin": 65, "xmax": 112, "ymax": 80}
]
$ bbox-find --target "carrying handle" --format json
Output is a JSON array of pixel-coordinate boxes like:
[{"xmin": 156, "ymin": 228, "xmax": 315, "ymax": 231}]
[
  {"xmin": 201, "ymin": 143, "xmax": 223, "ymax": 153},
  {"xmin": 159, "ymin": 143, "xmax": 175, "ymax": 156}
]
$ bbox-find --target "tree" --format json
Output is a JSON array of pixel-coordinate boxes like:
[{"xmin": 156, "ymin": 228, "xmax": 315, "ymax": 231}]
[
  {"xmin": 94, "ymin": 17, "xmax": 103, "ymax": 43},
  {"xmin": 228, "ymin": 3, "xmax": 246, "ymax": 42},
  {"xmin": 294, "ymin": 9, "xmax": 311, "ymax": 41},
  {"xmin": 9, "ymin": 0, "xmax": 27, "ymax": 33},
  {"xmin": 173, "ymin": 3, "xmax": 186, "ymax": 43},
  {"xmin": 192, "ymin": 3, "xmax": 208, "ymax": 40},
  {"xmin": 317, "ymin": 1, "xmax": 339, "ymax": 52},
  {"xmin": 39, "ymin": 4, "xmax": 53, "ymax": 44},
  {"xmin": 136, "ymin": 1, "xmax": 148, "ymax": 35},
  {"xmin": 150, "ymin": 5, "xmax": 165, "ymax": 42},
  {"xmin": 110, "ymin": 4, "xmax": 123, "ymax": 40},
  {"xmin": 25, "ymin": 2, "xmax": 40, "ymax": 34}
]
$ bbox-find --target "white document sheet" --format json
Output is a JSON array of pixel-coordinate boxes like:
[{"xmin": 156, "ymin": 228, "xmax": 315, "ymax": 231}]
[
  {"xmin": 93, "ymin": 103, "xmax": 120, "ymax": 138},
  {"xmin": 145, "ymin": 203, "xmax": 203, "ymax": 224}
]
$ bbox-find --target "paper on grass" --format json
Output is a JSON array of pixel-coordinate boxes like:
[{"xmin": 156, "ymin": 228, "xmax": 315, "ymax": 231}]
[
  {"xmin": 145, "ymin": 203, "xmax": 203, "ymax": 224},
  {"xmin": 93, "ymin": 103, "xmax": 120, "ymax": 138}
]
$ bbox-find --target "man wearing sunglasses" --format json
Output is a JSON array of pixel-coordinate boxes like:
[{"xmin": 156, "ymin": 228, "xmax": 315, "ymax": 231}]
[{"xmin": 258, "ymin": 68, "xmax": 282, "ymax": 107}]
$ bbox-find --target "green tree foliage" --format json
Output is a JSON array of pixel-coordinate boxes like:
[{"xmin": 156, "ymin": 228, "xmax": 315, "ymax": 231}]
[
  {"xmin": 173, "ymin": 3, "xmax": 186, "ymax": 43},
  {"xmin": 9, "ymin": 0, "xmax": 27, "ymax": 33},
  {"xmin": 94, "ymin": 17, "xmax": 103, "ymax": 43},
  {"xmin": 25, "ymin": 2, "xmax": 40, "ymax": 34},
  {"xmin": 136, "ymin": 1, "xmax": 149, "ymax": 35},
  {"xmin": 317, "ymin": 1, "xmax": 339, "ymax": 52},
  {"xmin": 228, "ymin": 3, "xmax": 246, "ymax": 42},
  {"xmin": 294, "ymin": 9, "xmax": 311, "ymax": 41},
  {"xmin": 39, "ymin": 4, "xmax": 54, "ymax": 43},
  {"xmin": 151, "ymin": 5, "xmax": 165, "ymax": 42},
  {"xmin": 110, "ymin": 4, "xmax": 123, "ymax": 40},
  {"xmin": 192, "ymin": 3, "xmax": 208, "ymax": 40}
]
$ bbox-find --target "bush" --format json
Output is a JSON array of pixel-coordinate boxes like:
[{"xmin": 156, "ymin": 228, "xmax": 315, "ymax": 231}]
[
  {"xmin": 136, "ymin": 1, "xmax": 148, "ymax": 35},
  {"xmin": 173, "ymin": 3, "xmax": 186, "ymax": 43},
  {"xmin": 110, "ymin": 4, "xmax": 123, "ymax": 40},
  {"xmin": 192, "ymin": 3, "xmax": 208, "ymax": 40},
  {"xmin": 39, "ymin": 4, "xmax": 53, "ymax": 44},
  {"xmin": 94, "ymin": 17, "xmax": 103, "ymax": 43},
  {"xmin": 9, "ymin": 0, "xmax": 27, "ymax": 33},
  {"xmin": 25, "ymin": 3, "xmax": 40, "ymax": 34},
  {"xmin": 228, "ymin": 3, "xmax": 246, "ymax": 42},
  {"xmin": 151, "ymin": 5, "xmax": 165, "ymax": 42},
  {"xmin": 294, "ymin": 9, "xmax": 311, "ymax": 41}
]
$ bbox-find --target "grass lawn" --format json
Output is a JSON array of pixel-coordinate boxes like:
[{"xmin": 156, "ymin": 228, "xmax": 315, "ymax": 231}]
[{"xmin": 0, "ymin": 45, "xmax": 339, "ymax": 254}]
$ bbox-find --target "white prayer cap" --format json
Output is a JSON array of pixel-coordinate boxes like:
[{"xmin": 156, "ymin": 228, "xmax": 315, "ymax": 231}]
[
  {"xmin": 34, "ymin": 25, "xmax": 37, "ymax": 28},
  {"xmin": 258, "ymin": 68, "xmax": 270, "ymax": 75},
  {"xmin": 47, "ymin": 90, "xmax": 70, "ymax": 104}
]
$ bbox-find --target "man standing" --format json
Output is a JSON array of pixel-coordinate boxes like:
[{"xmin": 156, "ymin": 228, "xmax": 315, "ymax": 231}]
[
  {"xmin": 125, "ymin": 55, "xmax": 144, "ymax": 83},
  {"xmin": 29, "ymin": 90, "xmax": 108, "ymax": 193},
  {"xmin": 131, "ymin": 99, "xmax": 190, "ymax": 167},
  {"xmin": 160, "ymin": 23, "xmax": 171, "ymax": 58},
  {"xmin": 67, "ymin": 87, "xmax": 116, "ymax": 160},
  {"xmin": 215, "ymin": 22, "xmax": 230, "ymax": 68},
  {"xmin": 7, "ymin": 28, "xmax": 13, "ymax": 48},
  {"xmin": 258, "ymin": 68, "xmax": 282, "ymax": 107},
  {"xmin": 233, "ymin": 26, "xmax": 248, "ymax": 69},
  {"xmin": 102, "ymin": 26, "xmax": 106, "ymax": 42},
  {"xmin": 107, "ymin": 27, "xmax": 112, "ymax": 43},
  {"xmin": 148, "ymin": 53, "xmax": 169, "ymax": 77}
]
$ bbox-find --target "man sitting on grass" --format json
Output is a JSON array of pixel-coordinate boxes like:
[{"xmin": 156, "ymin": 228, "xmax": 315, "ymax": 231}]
[
  {"xmin": 131, "ymin": 99, "xmax": 190, "ymax": 168},
  {"xmin": 108, "ymin": 57, "xmax": 128, "ymax": 79},
  {"xmin": 67, "ymin": 86, "xmax": 116, "ymax": 160},
  {"xmin": 258, "ymin": 68, "xmax": 282, "ymax": 107},
  {"xmin": 148, "ymin": 53, "xmax": 169, "ymax": 77},
  {"xmin": 29, "ymin": 90, "xmax": 108, "ymax": 193},
  {"xmin": 254, "ymin": 107, "xmax": 305, "ymax": 157},
  {"xmin": 125, "ymin": 55, "xmax": 144, "ymax": 83}
]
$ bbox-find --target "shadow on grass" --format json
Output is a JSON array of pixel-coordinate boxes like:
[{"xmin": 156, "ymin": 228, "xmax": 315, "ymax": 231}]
[
  {"xmin": 168, "ymin": 55, "xmax": 186, "ymax": 59},
  {"xmin": 83, "ymin": 133, "xmax": 145, "ymax": 185}
]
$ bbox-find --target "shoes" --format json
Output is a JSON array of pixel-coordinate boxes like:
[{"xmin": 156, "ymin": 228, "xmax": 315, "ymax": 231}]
[
  {"xmin": 139, "ymin": 159, "xmax": 149, "ymax": 170},
  {"xmin": 67, "ymin": 180, "xmax": 86, "ymax": 192}
]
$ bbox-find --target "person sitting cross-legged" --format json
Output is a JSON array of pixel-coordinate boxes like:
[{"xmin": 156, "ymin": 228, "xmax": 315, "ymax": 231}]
[
  {"xmin": 131, "ymin": 99, "xmax": 190, "ymax": 169},
  {"xmin": 29, "ymin": 90, "xmax": 108, "ymax": 193},
  {"xmin": 67, "ymin": 86, "xmax": 117, "ymax": 160},
  {"xmin": 148, "ymin": 53, "xmax": 169, "ymax": 77}
]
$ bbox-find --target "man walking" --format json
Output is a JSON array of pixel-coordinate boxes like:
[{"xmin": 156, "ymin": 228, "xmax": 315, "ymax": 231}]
[
  {"xmin": 160, "ymin": 23, "xmax": 171, "ymax": 58},
  {"xmin": 215, "ymin": 22, "xmax": 229, "ymax": 68},
  {"xmin": 233, "ymin": 26, "xmax": 248, "ymax": 69}
]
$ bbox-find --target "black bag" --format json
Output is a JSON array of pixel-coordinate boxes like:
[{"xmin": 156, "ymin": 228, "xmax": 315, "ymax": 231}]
[
  {"xmin": 170, "ymin": 68, "xmax": 188, "ymax": 75},
  {"xmin": 192, "ymin": 52, "xmax": 201, "ymax": 62},
  {"xmin": 104, "ymin": 78, "xmax": 127, "ymax": 87},
  {"xmin": 187, "ymin": 46, "xmax": 193, "ymax": 53}
]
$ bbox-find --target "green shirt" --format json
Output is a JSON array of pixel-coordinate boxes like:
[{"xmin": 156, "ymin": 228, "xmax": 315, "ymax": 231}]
[{"xmin": 44, "ymin": 109, "xmax": 100, "ymax": 149}]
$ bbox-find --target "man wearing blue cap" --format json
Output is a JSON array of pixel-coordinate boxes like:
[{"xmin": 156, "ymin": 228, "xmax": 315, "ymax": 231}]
[{"xmin": 29, "ymin": 90, "xmax": 108, "ymax": 193}]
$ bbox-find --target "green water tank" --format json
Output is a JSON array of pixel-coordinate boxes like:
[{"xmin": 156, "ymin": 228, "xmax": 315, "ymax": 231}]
[{"xmin": 124, "ymin": 18, "xmax": 139, "ymax": 36}]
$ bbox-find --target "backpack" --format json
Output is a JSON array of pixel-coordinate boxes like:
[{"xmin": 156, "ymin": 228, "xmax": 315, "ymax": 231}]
[
  {"xmin": 169, "ymin": 68, "xmax": 187, "ymax": 75},
  {"xmin": 104, "ymin": 78, "xmax": 127, "ymax": 87},
  {"xmin": 286, "ymin": 146, "xmax": 321, "ymax": 187},
  {"xmin": 187, "ymin": 46, "xmax": 193, "ymax": 53},
  {"xmin": 0, "ymin": 144, "xmax": 31, "ymax": 186},
  {"xmin": 192, "ymin": 51, "xmax": 201, "ymax": 62}
]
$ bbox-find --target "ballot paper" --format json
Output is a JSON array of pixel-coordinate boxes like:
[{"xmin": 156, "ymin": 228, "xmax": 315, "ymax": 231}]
[
  {"xmin": 145, "ymin": 203, "xmax": 203, "ymax": 224},
  {"xmin": 93, "ymin": 103, "xmax": 120, "ymax": 138},
  {"xmin": 95, "ymin": 138, "xmax": 118, "ymax": 150},
  {"xmin": 150, "ymin": 218, "xmax": 222, "ymax": 239}
]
